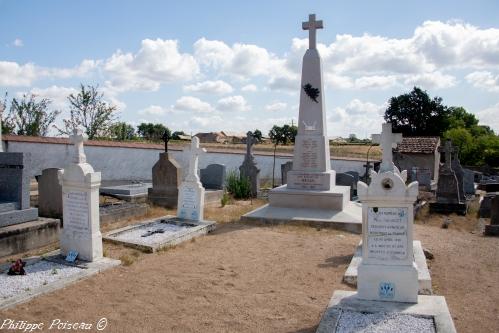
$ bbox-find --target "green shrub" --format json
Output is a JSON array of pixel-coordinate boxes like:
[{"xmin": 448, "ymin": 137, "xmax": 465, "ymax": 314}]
[
  {"xmin": 226, "ymin": 170, "xmax": 251, "ymax": 199},
  {"xmin": 221, "ymin": 191, "xmax": 231, "ymax": 207}
]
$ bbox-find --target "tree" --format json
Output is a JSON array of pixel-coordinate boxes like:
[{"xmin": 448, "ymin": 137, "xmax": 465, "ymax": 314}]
[
  {"xmin": 137, "ymin": 123, "xmax": 169, "ymax": 142},
  {"xmin": 269, "ymin": 125, "xmax": 289, "ymax": 187},
  {"xmin": 172, "ymin": 131, "xmax": 186, "ymax": 140},
  {"xmin": 1, "ymin": 93, "xmax": 15, "ymax": 135},
  {"xmin": 252, "ymin": 129, "xmax": 263, "ymax": 143},
  {"xmin": 109, "ymin": 122, "xmax": 136, "ymax": 141},
  {"xmin": 444, "ymin": 128, "xmax": 476, "ymax": 165},
  {"xmin": 56, "ymin": 84, "xmax": 117, "ymax": 140},
  {"xmin": 8, "ymin": 94, "xmax": 60, "ymax": 136},
  {"xmin": 384, "ymin": 87, "xmax": 450, "ymax": 137}
]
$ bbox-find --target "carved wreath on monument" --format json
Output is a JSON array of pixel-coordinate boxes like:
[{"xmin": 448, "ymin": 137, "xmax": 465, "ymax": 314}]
[{"xmin": 302, "ymin": 83, "xmax": 320, "ymax": 103}]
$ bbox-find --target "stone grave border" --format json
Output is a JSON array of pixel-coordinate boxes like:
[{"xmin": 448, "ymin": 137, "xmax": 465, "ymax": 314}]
[
  {"xmin": 0, "ymin": 251, "xmax": 120, "ymax": 310},
  {"xmin": 103, "ymin": 215, "xmax": 216, "ymax": 253},
  {"xmin": 316, "ymin": 290, "xmax": 456, "ymax": 333}
]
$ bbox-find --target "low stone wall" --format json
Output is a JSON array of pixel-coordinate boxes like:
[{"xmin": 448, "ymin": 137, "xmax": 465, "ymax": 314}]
[{"xmin": 3, "ymin": 135, "xmax": 375, "ymax": 183}]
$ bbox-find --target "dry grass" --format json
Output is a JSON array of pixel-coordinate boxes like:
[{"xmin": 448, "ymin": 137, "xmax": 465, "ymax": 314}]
[{"xmin": 204, "ymin": 199, "xmax": 267, "ymax": 224}]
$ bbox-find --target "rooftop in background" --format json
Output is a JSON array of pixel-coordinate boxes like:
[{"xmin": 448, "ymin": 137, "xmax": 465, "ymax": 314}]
[{"xmin": 395, "ymin": 137, "xmax": 440, "ymax": 154}]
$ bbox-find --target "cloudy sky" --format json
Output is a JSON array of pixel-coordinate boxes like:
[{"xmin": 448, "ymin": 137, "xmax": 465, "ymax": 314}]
[{"xmin": 1, "ymin": 0, "xmax": 499, "ymax": 138}]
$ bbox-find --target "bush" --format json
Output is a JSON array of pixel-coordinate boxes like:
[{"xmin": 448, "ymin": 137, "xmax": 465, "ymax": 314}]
[{"xmin": 226, "ymin": 170, "xmax": 251, "ymax": 199}]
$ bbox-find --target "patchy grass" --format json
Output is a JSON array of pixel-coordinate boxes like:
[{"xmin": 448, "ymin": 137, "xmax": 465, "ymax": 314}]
[{"xmin": 204, "ymin": 199, "xmax": 267, "ymax": 224}]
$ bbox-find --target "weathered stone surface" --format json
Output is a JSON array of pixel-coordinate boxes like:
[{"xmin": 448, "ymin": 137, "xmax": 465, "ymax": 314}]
[
  {"xmin": 479, "ymin": 194, "xmax": 494, "ymax": 218},
  {"xmin": 451, "ymin": 152, "xmax": 465, "ymax": 202},
  {"xmin": 280, "ymin": 161, "xmax": 293, "ymax": 185},
  {"xmin": 336, "ymin": 173, "xmax": 355, "ymax": 200},
  {"xmin": 410, "ymin": 167, "xmax": 432, "ymax": 191},
  {"xmin": 200, "ymin": 164, "xmax": 226, "ymax": 190},
  {"xmin": 485, "ymin": 195, "xmax": 499, "ymax": 236},
  {"xmin": 148, "ymin": 152, "xmax": 182, "ymax": 208},
  {"xmin": 38, "ymin": 168, "xmax": 63, "ymax": 219},
  {"xmin": 239, "ymin": 132, "xmax": 260, "ymax": 197},
  {"xmin": 463, "ymin": 168, "xmax": 475, "ymax": 195},
  {"xmin": 0, "ymin": 152, "xmax": 31, "ymax": 211}
]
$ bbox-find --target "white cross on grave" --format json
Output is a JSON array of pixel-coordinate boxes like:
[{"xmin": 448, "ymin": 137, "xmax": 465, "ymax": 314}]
[
  {"xmin": 185, "ymin": 136, "xmax": 206, "ymax": 182},
  {"xmin": 69, "ymin": 128, "xmax": 87, "ymax": 164},
  {"xmin": 302, "ymin": 14, "xmax": 323, "ymax": 50},
  {"xmin": 372, "ymin": 123, "xmax": 402, "ymax": 173}
]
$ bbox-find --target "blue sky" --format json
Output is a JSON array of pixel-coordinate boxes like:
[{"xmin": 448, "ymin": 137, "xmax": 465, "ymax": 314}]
[{"xmin": 1, "ymin": 0, "xmax": 499, "ymax": 138}]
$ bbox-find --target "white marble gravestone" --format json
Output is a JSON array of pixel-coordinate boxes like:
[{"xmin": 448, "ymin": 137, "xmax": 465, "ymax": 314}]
[
  {"xmin": 177, "ymin": 137, "xmax": 206, "ymax": 221},
  {"xmin": 356, "ymin": 163, "xmax": 419, "ymax": 303},
  {"xmin": 372, "ymin": 123, "xmax": 403, "ymax": 175},
  {"xmin": 58, "ymin": 128, "xmax": 103, "ymax": 262}
]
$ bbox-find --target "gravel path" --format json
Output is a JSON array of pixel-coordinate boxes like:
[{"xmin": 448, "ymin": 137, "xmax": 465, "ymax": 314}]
[
  {"xmin": 336, "ymin": 310, "xmax": 435, "ymax": 333},
  {"xmin": 0, "ymin": 261, "xmax": 82, "ymax": 299},
  {"xmin": 112, "ymin": 221, "xmax": 192, "ymax": 245}
]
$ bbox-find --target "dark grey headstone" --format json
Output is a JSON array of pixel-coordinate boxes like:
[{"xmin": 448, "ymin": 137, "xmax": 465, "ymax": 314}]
[
  {"xmin": 0, "ymin": 152, "xmax": 39, "ymax": 227},
  {"xmin": 281, "ymin": 161, "xmax": 293, "ymax": 185},
  {"xmin": 200, "ymin": 164, "xmax": 226, "ymax": 190},
  {"xmin": 463, "ymin": 168, "xmax": 475, "ymax": 195},
  {"xmin": 38, "ymin": 168, "xmax": 63, "ymax": 219},
  {"xmin": 336, "ymin": 173, "xmax": 355, "ymax": 200},
  {"xmin": 239, "ymin": 158, "xmax": 260, "ymax": 197},
  {"xmin": 485, "ymin": 195, "xmax": 499, "ymax": 236},
  {"xmin": 148, "ymin": 152, "xmax": 182, "ymax": 208},
  {"xmin": 480, "ymin": 194, "xmax": 495, "ymax": 218}
]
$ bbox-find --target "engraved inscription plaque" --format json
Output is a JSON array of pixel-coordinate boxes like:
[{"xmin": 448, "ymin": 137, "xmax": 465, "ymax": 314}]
[
  {"xmin": 64, "ymin": 191, "xmax": 90, "ymax": 232},
  {"xmin": 367, "ymin": 207, "xmax": 408, "ymax": 261}
]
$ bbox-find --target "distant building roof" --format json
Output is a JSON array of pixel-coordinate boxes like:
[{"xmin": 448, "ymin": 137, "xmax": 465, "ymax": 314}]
[{"xmin": 395, "ymin": 137, "xmax": 440, "ymax": 154}]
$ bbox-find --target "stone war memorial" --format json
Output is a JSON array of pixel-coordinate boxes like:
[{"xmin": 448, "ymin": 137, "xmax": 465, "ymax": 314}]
[
  {"xmin": 104, "ymin": 137, "xmax": 215, "ymax": 253},
  {"xmin": 243, "ymin": 14, "xmax": 362, "ymax": 232},
  {"xmin": 317, "ymin": 123, "xmax": 456, "ymax": 333}
]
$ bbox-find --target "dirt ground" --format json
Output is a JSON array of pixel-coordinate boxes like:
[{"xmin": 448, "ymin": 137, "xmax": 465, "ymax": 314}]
[{"xmin": 1, "ymin": 200, "xmax": 498, "ymax": 333}]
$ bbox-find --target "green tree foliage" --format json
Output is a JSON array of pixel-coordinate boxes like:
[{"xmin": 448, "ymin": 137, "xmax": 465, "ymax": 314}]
[
  {"xmin": 384, "ymin": 87, "xmax": 450, "ymax": 137},
  {"xmin": 171, "ymin": 131, "xmax": 186, "ymax": 140},
  {"xmin": 252, "ymin": 129, "xmax": 263, "ymax": 143},
  {"xmin": 109, "ymin": 122, "xmax": 136, "ymax": 141},
  {"xmin": 1, "ymin": 93, "xmax": 15, "ymax": 135},
  {"xmin": 137, "ymin": 123, "xmax": 169, "ymax": 142},
  {"xmin": 8, "ymin": 94, "xmax": 60, "ymax": 136},
  {"xmin": 56, "ymin": 84, "xmax": 117, "ymax": 140}
]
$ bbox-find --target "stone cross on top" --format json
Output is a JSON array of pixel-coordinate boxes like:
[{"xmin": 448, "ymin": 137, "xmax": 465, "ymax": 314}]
[
  {"xmin": 372, "ymin": 123, "xmax": 403, "ymax": 173},
  {"xmin": 69, "ymin": 128, "xmax": 87, "ymax": 164},
  {"xmin": 438, "ymin": 140, "xmax": 456, "ymax": 171},
  {"xmin": 302, "ymin": 14, "xmax": 323, "ymax": 50},
  {"xmin": 185, "ymin": 136, "xmax": 206, "ymax": 182},
  {"xmin": 246, "ymin": 131, "xmax": 257, "ymax": 157}
]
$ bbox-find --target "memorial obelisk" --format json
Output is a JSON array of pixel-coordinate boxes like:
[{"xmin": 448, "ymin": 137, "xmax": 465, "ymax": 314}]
[{"xmin": 242, "ymin": 14, "xmax": 362, "ymax": 231}]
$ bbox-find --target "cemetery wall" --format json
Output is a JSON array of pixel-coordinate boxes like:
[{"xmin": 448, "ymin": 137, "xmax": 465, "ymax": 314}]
[{"xmin": 3, "ymin": 136, "xmax": 371, "ymax": 183}]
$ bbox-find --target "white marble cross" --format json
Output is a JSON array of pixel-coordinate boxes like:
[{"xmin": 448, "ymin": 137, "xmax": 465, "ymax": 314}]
[
  {"xmin": 302, "ymin": 14, "xmax": 323, "ymax": 50},
  {"xmin": 69, "ymin": 128, "xmax": 87, "ymax": 164},
  {"xmin": 185, "ymin": 136, "xmax": 206, "ymax": 182},
  {"xmin": 372, "ymin": 123, "xmax": 403, "ymax": 173},
  {"xmin": 0, "ymin": 103, "xmax": 4, "ymax": 153}
]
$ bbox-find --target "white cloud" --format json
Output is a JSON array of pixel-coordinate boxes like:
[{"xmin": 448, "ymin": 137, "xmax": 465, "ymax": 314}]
[
  {"xmin": 12, "ymin": 38, "xmax": 23, "ymax": 47},
  {"xmin": 264, "ymin": 101, "xmax": 287, "ymax": 112},
  {"xmin": 138, "ymin": 105, "xmax": 171, "ymax": 116},
  {"xmin": 354, "ymin": 75, "xmax": 398, "ymax": 89},
  {"xmin": 104, "ymin": 38, "xmax": 199, "ymax": 92},
  {"xmin": 466, "ymin": 71, "xmax": 499, "ymax": 92},
  {"xmin": 25, "ymin": 86, "xmax": 77, "ymax": 109},
  {"xmin": 475, "ymin": 103, "xmax": 499, "ymax": 132},
  {"xmin": 216, "ymin": 95, "xmax": 250, "ymax": 112},
  {"xmin": 0, "ymin": 62, "xmax": 38, "ymax": 86},
  {"xmin": 328, "ymin": 99, "xmax": 386, "ymax": 138},
  {"xmin": 183, "ymin": 80, "xmax": 233, "ymax": 94},
  {"xmin": 174, "ymin": 96, "xmax": 213, "ymax": 113},
  {"xmin": 403, "ymin": 71, "xmax": 457, "ymax": 89},
  {"xmin": 241, "ymin": 84, "xmax": 257, "ymax": 92}
]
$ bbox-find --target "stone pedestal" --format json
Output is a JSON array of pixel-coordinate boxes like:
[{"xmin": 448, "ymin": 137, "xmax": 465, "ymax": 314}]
[
  {"xmin": 357, "ymin": 170, "xmax": 419, "ymax": 303},
  {"xmin": 59, "ymin": 163, "xmax": 102, "ymax": 262},
  {"xmin": 38, "ymin": 168, "xmax": 63, "ymax": 219},
  {"xmin": 148, "ymin": 152, "xmax": 182, "ymax": 208},
  {"xmin": 485, "ymin": 195, "xmax": 499, "ymax": 236}
]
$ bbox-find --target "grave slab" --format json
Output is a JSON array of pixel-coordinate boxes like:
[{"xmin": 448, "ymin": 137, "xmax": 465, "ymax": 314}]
[
  {"xmin": 343, "ymin": 240, "xmax": 432, "ymax": 295},
  {"xmin": 0, "ymin": 251, "xmax": 120, "ymax": 310},
  {"xmin": 100, "ymin": 182, "xmax": 152, "ymax": 202},
  {"xmin": 316, "ymin": 290, "xmax": 456, "ymax": 333},
  {"xmin": 103, "ymin": 215, "xmax": 215, "ymax": 253}
]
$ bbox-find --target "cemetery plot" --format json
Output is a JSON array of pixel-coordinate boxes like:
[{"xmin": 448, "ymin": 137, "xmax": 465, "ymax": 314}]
[
  {"xmin": 0, "ymin": 253, "xmax": 120, "ymax": 310},
  {"xmin": 103, "ymin": 216, "xmax": 215, "ymax": 252}
]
